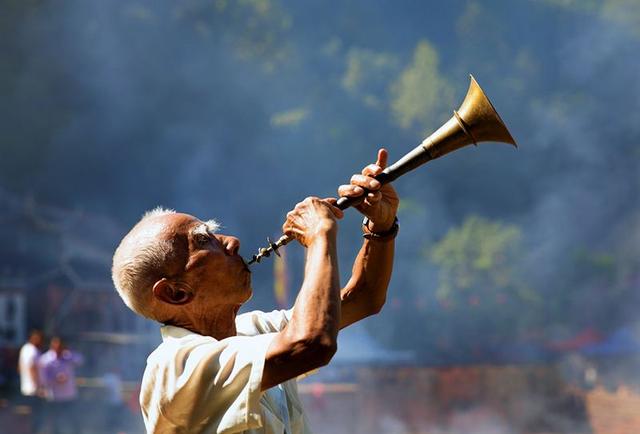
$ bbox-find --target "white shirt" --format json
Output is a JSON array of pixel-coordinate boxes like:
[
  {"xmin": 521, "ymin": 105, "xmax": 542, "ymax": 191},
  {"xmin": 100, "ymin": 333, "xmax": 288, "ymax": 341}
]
[
  {"xmin": 140, "ymin": 309, "xmax": 313, "ymax": 434},
  {"xmin": 18, "ymin": 342, "xmax": 40, "ymax": 396}
]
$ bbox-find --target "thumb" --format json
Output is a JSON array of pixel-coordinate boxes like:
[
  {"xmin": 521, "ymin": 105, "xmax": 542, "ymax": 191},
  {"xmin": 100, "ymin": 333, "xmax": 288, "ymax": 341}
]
[{"xmin": 376, "ymin": 148, "xmax": 388, "ymax": 170}]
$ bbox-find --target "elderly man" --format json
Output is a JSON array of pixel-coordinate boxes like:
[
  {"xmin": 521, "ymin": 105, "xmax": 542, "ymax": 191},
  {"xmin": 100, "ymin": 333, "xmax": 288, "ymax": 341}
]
[{"xmin": 112, "ymin": 149, "xmax": 399, "ymax": 433}]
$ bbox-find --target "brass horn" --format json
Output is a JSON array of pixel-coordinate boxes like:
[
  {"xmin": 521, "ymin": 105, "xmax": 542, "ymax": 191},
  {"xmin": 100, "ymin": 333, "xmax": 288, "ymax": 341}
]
[{"xmin": 247, "ymin": 75, "xmax": 517, "ymax": 265}]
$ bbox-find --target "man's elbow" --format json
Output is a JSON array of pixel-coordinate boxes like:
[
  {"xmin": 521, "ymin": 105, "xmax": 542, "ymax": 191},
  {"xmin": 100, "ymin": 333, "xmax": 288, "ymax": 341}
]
[
  {"xmin": 369, "ymin": 294, "xmax": 387, "ymax": 315},
  {"xmin": 295, "ymin": 335, "xmax": 338, "ymax": 368},
  {"xmin": 315, "ymin": 340, "xmax": 338, "ymax": 366}
]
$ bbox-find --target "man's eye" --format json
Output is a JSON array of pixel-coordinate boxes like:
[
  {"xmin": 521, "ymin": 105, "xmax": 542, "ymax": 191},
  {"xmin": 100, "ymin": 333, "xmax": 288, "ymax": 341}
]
[{"xmin": 196, "ymin": 234, "xmax": 210, "ymax": 245}]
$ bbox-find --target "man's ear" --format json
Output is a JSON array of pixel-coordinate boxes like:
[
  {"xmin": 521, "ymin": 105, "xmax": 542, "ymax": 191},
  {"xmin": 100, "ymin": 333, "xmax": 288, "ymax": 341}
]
[{"xmin": 152, "ymin": 278, "xmax": 194, "ymax": 305}]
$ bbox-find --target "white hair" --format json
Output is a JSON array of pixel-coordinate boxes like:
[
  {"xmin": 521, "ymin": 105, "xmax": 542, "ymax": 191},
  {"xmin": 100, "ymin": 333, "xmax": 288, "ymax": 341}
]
[
  {"xmin": 111, "ymin": 207, "xmax": 179, "ymax": 320},
  {"xmin": 143, "ymin": 206, "xmax": 176, "ymax": 219},
  {"xmin": 193, "ymin": 219, "xmax": 221, "ymax": 236}
]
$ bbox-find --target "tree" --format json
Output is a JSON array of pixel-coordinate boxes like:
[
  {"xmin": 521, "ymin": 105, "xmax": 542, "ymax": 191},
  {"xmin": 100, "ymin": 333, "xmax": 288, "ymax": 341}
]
[
  {"xmin": 425, "ymin": 216, "xmax": 541, "ymax": 355},
  {"xmin": 390, "ymin": 40, "xmax": 454, "ymax": 132}
]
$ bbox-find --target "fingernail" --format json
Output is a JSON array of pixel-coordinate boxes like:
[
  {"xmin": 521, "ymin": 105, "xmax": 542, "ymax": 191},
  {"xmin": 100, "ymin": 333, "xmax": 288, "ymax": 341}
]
[
  {"xmin": 354, "ymin": 186, "xmax": 363, "ymax": 194},
  {"xmin": 369, "ymin": 180, "xmax": 380, "ymax": 189}
]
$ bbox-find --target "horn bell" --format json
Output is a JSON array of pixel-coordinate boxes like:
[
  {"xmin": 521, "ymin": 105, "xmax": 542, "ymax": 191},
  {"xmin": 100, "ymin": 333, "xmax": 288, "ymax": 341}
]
[{"xmin": 422, "ymin": 75, "xmax": 517, "ymax": 159}]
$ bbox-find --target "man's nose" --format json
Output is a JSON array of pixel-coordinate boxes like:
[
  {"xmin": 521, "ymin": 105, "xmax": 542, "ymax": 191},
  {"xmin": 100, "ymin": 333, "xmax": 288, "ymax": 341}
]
[{"xmin": 221, "ymin": 236, "xmax": 240, "ymax": 255}]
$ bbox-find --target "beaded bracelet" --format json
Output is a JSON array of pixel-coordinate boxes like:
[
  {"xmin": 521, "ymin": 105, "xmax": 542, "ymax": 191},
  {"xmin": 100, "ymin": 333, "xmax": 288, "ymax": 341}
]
[{"xmin": 362, "ymin": 216, "xmax": 399, "ymax": 241}]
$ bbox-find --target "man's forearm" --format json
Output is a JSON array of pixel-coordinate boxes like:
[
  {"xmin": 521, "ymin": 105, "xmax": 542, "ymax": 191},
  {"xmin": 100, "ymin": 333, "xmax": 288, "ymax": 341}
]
[
  {"xmin": 340, "ymin": 237, "xmax": 395, "ymax": 328},
  {"xmin": 286, "ymin": 234, "xmax": 341, "ymax": 344},
  {"xmin": 262, "ymin": 234, "xmax": 341, "ymax": 390}
]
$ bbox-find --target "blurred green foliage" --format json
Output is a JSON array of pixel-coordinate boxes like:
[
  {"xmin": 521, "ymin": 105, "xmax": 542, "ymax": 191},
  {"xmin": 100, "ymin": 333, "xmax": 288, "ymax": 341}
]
[
  {"xmin": 270, "ymin": 108, "xmax": 309, "ymax": 127},
  {"xmin": 390, "ymin": 41, "xmax": 454, "ymax": 131},
  {"xmin": 430, "ymin": 216, "xmax": 527, "ymax": 302},
  {"xmin": 342, "ymin": 48, "xmax": 398, "ymax": 109}
]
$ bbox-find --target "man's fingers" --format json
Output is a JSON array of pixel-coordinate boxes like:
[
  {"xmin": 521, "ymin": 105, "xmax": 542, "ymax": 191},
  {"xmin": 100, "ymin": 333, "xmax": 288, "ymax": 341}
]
[
  {"xmin": 282, "ymin": 222, "xmax": 293, "ymax": 235},
  {"xmin": 364, "ymin": 191, "xmax": 382, "ymax": 206},
  {"xmin": 362, "ymin": 163, "xmax": 383, "ymax": 177},
  {"xmin": 338, "ymin": 184, "xmax": 365, "ymax": 198},
  {"xmin": 282, "ymin": 222, "xmax": 305, "ymax": 239},
  {"xmin": 286, "ymin": 228, "xmax": 306, "ymax": 245},
  {"xmin": 350, "ymin": 174, "xmax": 381, "ymax": 190},
  {"xmin": 367, "ymin": 191, "xmax": 382, "ymax": 202},
  {"xmin": 322, "ymin": 198, "xmax": 344, "ymax": 219}
]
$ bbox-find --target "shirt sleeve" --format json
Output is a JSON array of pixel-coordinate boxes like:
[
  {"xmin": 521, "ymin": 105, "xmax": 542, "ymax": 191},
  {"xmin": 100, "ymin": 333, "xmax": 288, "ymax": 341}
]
[
  {"xmin": 235, "ymin": 309, "xmax": 293, "ymax": 336},
  {"xmin": 24, "ymin": 346, "xmax": 38, "ymax": 366},
  {"xmin": 20, "ymin": 346, "xmax": 39, "ymax": 385},
  {"xmin": 38, "ymin": 356, "xmax": 53, "ymax": 387},
  {"xmin": 147, "ymin": 333, "xmax": 277, "ymax": 434}
]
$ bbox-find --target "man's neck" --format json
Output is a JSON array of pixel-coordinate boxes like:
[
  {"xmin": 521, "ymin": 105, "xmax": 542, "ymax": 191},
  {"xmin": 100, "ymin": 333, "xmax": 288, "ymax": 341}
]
[{"xmin": 174, "ymin": 303, "xmax": 240, "ymax": 340}]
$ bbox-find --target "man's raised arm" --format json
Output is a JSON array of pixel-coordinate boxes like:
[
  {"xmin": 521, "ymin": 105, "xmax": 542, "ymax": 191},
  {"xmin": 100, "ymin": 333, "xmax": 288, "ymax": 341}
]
[
  {"xmin": 336, "ymin": 148, "xmax": 400, "ymax": 329},
  {"xmin": 261, "ymin": 197, "xmax": 343, "ymax": 391}
]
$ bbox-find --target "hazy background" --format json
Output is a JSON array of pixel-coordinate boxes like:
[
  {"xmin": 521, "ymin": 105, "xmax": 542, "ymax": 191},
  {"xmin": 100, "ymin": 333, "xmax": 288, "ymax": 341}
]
[{"xmin": 1, "ymin": 1, "xmax": 639, "ymax": 433}]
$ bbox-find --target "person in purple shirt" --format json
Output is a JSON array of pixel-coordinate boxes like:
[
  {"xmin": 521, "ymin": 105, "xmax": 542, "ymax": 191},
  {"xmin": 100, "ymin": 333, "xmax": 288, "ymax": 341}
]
[{"xmin": 39, "ymin": 336, "xmax": 83, "ymax": 434}]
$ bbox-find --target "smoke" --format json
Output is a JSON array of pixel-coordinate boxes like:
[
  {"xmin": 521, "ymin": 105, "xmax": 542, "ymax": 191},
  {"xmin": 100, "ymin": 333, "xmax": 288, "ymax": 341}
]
[
  {"xmin": 2, "ymin": 1, "xmax": 640, "ymax": 432},
  {"xmin": 2, "ymin": 0, "xmax": 638, "ymax": 348},
  {"xmin": 523, "ymin": 14, "xmax": 640, "ymax": 306}
]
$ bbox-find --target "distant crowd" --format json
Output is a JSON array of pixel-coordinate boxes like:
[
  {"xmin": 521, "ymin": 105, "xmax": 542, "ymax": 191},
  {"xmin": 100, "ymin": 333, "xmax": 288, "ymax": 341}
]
[{"xmin": 18, "ymin": 330, "xmax": 83, "ymax": 434}]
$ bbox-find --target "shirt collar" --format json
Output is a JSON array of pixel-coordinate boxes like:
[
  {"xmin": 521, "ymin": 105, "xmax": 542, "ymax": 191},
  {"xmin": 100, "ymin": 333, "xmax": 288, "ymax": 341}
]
[{"xmin": 160, "ymin": 325, "xmax": 208, "ymax": 341}]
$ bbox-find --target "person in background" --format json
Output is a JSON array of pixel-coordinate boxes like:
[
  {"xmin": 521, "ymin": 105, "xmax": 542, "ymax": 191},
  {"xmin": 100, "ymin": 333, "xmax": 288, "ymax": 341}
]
[
  {"xmin": 18, "ymin": 330, "xmax": 44, "ymax": 433},
  {"xmin": 39, "ymin": 336, "xmax": 83, "ymax": 434},
  {"xmin": 102, "ymin": 366, "xmax": 126, "ymax": 433}
]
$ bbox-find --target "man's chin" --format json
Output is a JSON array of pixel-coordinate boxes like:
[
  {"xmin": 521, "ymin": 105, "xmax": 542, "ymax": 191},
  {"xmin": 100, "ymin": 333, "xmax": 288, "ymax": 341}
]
[{"xmin": 240, "ymin": 285, "xmax": 253, "ymax": 303}]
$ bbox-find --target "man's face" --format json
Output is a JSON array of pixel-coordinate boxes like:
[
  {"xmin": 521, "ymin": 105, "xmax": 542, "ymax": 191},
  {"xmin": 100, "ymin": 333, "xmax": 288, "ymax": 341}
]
[
  {"xmin": 161, "ymin": 213, "xmax": 253, "ymax": 309},
  {"xmin": 50, "ymin": 338, "xmax": 63, "ymax": 355},
  {"xmin": 31, "ymin": 333, "xmax": 43, "ymax": 348}
]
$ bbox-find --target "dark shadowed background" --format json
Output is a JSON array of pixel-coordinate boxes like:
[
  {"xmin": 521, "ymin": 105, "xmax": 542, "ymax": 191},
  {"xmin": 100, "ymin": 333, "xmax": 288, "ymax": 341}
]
[{"xmin": 1, "ymin": 1, "xmax": 639, "ymax": 433}]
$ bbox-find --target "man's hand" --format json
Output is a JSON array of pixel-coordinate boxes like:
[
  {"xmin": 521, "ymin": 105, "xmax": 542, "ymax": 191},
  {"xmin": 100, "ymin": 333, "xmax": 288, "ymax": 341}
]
[
  {"xmin": 337, "ymin": 148, "xmax": 399, "ymax": 232},
  {"xmin": 282, "ymin": 197, "xmax": 344, "ymax": 247}
]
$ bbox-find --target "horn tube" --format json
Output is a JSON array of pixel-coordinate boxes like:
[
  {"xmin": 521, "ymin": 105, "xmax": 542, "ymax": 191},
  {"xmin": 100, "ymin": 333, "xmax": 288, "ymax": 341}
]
[{"xmin": 247, "ymin": 75, "xmax": 517, "ymax": 265}]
